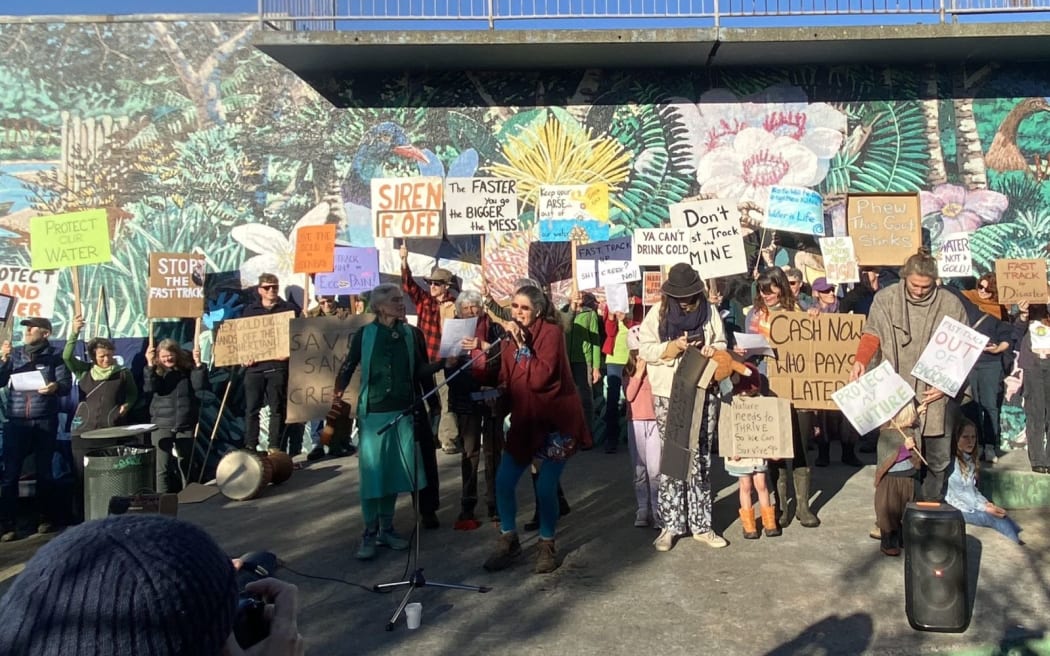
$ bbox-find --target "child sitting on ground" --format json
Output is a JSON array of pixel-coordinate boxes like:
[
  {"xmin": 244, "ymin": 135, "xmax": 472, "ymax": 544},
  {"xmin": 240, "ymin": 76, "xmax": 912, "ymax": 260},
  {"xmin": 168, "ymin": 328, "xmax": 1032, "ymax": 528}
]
[
  {"xmin": 624, "ymin": 326, "xmax": 661, "ymax": 528},
  {"xmin": 725, "ymin": 362, "xmax": 780, "ymax": 539},
  {"xmin": 874, "ymin": 403, "xmax": 922, "ymax": 557},
  {"xmin": 946, "ymin": 418, "xmax": 1024, "ymax": 544}
]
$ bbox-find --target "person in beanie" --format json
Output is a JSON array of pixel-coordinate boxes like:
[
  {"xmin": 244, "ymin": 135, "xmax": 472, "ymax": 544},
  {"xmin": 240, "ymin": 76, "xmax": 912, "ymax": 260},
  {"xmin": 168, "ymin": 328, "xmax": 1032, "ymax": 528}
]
[
  {"xmin": 0, "ymin": 318, "xmax": 72, "ymax": 541},
  {"xmin": 0, "ymin": 514, "xmax": 304, "ymax": 655}
]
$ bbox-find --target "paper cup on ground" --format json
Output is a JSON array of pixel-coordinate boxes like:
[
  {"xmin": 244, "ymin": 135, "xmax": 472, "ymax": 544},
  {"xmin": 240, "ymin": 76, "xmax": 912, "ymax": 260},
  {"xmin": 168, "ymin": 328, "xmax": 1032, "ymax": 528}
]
[{"xmin": 405, "ymin": 602, "xmax": 422, "ymax": 629}]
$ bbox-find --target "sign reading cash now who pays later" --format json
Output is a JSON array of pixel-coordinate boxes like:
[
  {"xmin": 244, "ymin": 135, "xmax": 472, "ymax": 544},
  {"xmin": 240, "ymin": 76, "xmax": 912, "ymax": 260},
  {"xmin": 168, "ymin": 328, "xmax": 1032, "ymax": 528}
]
[{"xmin": 30, "ymin": 209, "xmax": 112, "ymax": 270}]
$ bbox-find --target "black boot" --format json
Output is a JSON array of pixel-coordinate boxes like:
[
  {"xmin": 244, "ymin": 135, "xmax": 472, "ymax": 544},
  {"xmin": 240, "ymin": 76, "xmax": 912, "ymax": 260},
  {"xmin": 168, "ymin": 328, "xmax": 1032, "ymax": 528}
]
[
  {"xmin": 815, "ymin": 439, "xmax": 830, "ymax": 467},
  {"xmin": 793, "ymin": 467, "xmax": 821, "ymax": 528},
  {"xmin": 841, "ymin": 441, "xmax": 863, "ymax": 468}
]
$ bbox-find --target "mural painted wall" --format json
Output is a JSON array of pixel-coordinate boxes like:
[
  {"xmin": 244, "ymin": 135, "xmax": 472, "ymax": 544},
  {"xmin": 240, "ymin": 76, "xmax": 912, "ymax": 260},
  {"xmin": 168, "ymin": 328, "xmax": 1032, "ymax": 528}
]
[{"xmin": 2, "ymin": 19, "xmax": 1049, "ymax": 448}]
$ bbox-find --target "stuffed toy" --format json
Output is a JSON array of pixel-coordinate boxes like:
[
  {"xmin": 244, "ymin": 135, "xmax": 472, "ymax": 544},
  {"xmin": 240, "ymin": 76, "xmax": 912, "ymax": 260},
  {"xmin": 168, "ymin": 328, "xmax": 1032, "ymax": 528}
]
[{"xmin": 710, "ymin": 349, "xmax": 750, "ymax": 382}]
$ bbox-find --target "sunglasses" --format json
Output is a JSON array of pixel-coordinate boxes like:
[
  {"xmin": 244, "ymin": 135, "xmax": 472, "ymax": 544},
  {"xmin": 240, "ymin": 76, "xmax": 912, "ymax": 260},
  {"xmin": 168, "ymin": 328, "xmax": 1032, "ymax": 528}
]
[
  {"xmin": 426, "ymin": 280, "xmax": 447, "ymax": 287},
  {"xmin": 817, "ymin": 288, "xmax": 835, "ymax": 294},
  {"xmin": 259, "ymin": 284, "xmax": 278, "ymax": 291},
  {"xmin": 788, "ymin": 280, "xmax": 802, "ymax": 286},
  {"xmin": 511, "ymin": 303, "xmax": 533, "ymax": 311},
  {"xmin": 978, "ymin": 284, "xmax": 993, "ymax": 291}
]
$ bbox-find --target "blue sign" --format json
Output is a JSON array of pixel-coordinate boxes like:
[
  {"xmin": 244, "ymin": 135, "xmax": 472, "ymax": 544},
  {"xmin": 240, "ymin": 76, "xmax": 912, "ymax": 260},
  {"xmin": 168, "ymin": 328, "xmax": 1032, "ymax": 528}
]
[
  {"xmin": 314, "ymin": 247, "xmax": 379, "ymax": 295},
  {"xmin": 538, "ymin": 219, "xmax": 611, "ymax": 243},
  {"xmin": 765, "ymin": 186, "xmax": 825, "ymax": 236}
]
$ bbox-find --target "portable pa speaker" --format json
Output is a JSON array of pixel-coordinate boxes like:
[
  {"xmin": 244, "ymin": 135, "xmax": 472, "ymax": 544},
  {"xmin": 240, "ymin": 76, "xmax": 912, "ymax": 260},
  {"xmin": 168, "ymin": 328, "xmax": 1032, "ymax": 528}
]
[{"xmin": 903, "ymin": 502, "xmax": 970, "ymax": 632}]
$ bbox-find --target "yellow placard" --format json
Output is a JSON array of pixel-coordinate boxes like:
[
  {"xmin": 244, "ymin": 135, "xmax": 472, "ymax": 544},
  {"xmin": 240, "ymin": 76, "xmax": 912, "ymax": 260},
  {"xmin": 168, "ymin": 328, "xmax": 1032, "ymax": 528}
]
[{"xmin": 30, "ymin": 209, "xmax": 112, "ymax": 270}]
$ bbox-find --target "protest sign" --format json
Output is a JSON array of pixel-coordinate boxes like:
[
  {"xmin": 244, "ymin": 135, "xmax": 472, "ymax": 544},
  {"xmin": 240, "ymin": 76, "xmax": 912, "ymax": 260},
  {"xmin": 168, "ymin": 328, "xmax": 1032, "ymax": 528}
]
[
  {"xmin": 669, "ymin": 199, "xmax": 748, "ymax": 279},
  {"xmin": 293, "ymin": 224, "xmax": 337, "ymax": 274},
  {"xmin": 765, "ymin": 186, "xmax": 824, "ymax": 236},
  {"xmin": 444, "ymin": 177, "xmax": 519, "ymax": 235},
  {"xmin": 846, "ymin": 192, "xmax": 921, "ymax": 266},
  {"xmin": 832, "ymin": 361, "xmax": 915, "ymax": 435},
  {"xmin": 719, "ymin": 396, "xmax": 794, "ymax": 459},
  {"xmin": 0, "ymin": 266, "xmax": 59, "ymax": 319},
  {"xmin": 1031, "ymin": 321, "xmax": 1050, "ymax": 350},
  {"xmin": 537, "ymin": 184, "xmax": 610, "ymax": 243},
  {"xmin": 30, "ymin": 209, "xmax": 112, "ymax": 269},
  {"xmin": 818, "ymin": 237, "xmax": 860, "ymax": 285},
  {"xmin": 936, "ymin": 233, "xmax": 972, "ymax": 278},
  {"xmin": 147, "ymin": 252, "xmax": 206, "ymax": 318},
  {"xmin": 314, "ymin": 247, "xmax": 379, "ymax": 295},
  {"xmin": 766, "ymin": 311, "xmax": 865, "ymax": 410},
  {"xmin": 632, "ymin": 228, "xmax": 689, "ymax": 266},
  {"xmin": 995, "ymin": 258, "xmax": 1049, "ymax": 304},
  {"xmin": 643, "ymin": 271, "xmax": 662, "ymax": 306},
  {"xmin": 212, "ymin": 311, "xmax": 294, "ymax": 367},
  {"xmin": 0, "ymin": 294, "xmax": 13, "ymax": 325},
  {"xmin": 911, "ymin": 316, "xmax": 988, "ymax": 397},
  {"xmin": 605, "ymin": 283, "xmax": 628, "ymax": 314},
  {"xmin": 287, "ymin": 314, "xmax": 372, "ymax": 423},
  {"xmin": 438, "ymin": 317, "xmax": 478, "ymax": 358},
  {"xmin": 575, "ymin": 237, "xmax": 638, "ymax": 289},
  {"xmin": 371, "ymin": 177, "xmax": 444, "ymax": 239}
]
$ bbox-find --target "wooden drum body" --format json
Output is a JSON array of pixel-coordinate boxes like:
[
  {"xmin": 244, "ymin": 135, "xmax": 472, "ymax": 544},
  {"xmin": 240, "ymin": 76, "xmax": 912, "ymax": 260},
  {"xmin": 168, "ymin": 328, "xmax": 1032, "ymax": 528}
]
[{"xmin": 267, "ymin": 449, "xmax": 294, "ymax": 485}]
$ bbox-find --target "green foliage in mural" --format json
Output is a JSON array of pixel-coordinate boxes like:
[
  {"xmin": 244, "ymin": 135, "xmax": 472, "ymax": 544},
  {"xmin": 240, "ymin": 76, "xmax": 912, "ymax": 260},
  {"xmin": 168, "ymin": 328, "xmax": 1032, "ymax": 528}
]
[{"xmin": 840, "ymin": 101, "xmax": 928, "ymax": 193}]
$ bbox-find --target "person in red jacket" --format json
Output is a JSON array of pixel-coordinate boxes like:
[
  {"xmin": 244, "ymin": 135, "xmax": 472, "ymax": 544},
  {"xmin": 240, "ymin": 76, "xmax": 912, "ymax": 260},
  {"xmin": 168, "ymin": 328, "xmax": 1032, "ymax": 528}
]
[{"xmin": 483, "ymin": 285, "xmax": 591, "ymax": 574}]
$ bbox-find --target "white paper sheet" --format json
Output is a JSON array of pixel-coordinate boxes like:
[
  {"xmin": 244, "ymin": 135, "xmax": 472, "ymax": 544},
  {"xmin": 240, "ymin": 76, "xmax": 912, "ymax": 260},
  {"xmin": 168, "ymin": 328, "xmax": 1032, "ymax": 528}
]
[
  {"xmin": 733, "ymin": 332, "xmax": 774, "ymax": 357},
  {"xmin": 10, "ymin": 370, "xmax": 47, "ymax": 392},
  {"xmin": 438, "ymin": 317, "xmax": 478, "ymax": 358}
]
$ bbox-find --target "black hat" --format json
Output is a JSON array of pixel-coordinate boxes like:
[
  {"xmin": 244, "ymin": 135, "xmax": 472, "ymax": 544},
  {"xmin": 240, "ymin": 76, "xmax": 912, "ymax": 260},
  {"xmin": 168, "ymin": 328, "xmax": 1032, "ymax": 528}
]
[
  {"xmin": 661, "ymin": 263, "xmax": 705, "ymax": 299},
  {"xmin": 20, "ymin": 317, "xmax": 52, "ymax": 332}
]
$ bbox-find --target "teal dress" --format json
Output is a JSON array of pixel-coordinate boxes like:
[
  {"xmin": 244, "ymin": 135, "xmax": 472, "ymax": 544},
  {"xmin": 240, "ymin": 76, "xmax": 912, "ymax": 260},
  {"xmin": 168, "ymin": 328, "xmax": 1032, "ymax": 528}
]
[{"xmin": 348, "ymin": 321, "xmax": 427, "ymax": 500}]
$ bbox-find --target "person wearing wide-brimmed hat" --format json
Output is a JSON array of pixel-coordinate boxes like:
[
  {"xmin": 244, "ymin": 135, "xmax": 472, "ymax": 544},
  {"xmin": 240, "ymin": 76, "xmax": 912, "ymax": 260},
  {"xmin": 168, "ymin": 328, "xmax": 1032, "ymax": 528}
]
[{"xmin": 638, "ymin": 263, "xmax": 728, "ymax": 552}]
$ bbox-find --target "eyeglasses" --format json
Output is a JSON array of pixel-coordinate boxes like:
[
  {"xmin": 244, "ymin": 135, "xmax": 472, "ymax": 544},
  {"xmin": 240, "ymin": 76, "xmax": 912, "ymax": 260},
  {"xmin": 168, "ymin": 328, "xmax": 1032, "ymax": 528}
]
[
  {"xmin": 259, "ymin": 284, "xmax": 278, "ymax": 291},
  {"xmin": 978, "ymin": 284, "xmax": 992, "ymax": 291},
  {"xmin": 426, "ymin": 280, "xmax": 447, "ymax": 287},
  {"xmin": 511, "ymin": 303, "xmax": 533, "ymax": 311}
]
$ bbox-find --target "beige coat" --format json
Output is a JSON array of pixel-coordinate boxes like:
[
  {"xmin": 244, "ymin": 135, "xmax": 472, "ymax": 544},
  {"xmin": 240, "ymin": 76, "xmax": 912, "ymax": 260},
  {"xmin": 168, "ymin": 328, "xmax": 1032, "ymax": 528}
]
[{"xmin": 637, "ymin": 301, "xmax": 727, "ymax": 398}]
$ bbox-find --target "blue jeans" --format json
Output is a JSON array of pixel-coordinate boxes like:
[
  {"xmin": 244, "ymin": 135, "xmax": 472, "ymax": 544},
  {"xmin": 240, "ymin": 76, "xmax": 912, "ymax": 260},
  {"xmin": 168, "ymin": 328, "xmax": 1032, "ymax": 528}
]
[
  {"xmin": 496, "ymin": 452, "xmax": 566, "ymax": 540},
  {"xmin": 963, "ymin": 509, "xmax": 1021, "ymax": 543},
  {"xmin": 604, "ymin": 364, "xmax": 624, "ymax": 447}
]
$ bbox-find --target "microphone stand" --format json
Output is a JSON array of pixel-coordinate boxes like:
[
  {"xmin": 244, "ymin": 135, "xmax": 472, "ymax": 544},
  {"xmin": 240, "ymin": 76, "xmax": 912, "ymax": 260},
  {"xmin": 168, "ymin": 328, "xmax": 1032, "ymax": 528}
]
[{"xmin": 372, "ymin": 335, "xmax": 504, "ymax": 630}]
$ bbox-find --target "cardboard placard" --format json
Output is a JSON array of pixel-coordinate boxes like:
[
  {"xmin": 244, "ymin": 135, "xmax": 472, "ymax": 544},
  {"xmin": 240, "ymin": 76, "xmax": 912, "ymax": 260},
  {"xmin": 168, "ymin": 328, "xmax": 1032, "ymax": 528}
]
[
  {"xmin": 212, "ymin": 311, "xmax": 295, "ymax": 367},
  {"xmin": 576, "ymin": 237, "xmax": 638, "ymax": 289},
  {"xmin": 846, "ymin": 192, "xmax": 921, "ymax": 266},
  {"xmin": 147, "ymin": 253, "xmax": 205, "ymax": 319},
  {"xmin": 719, "ymin": 395, "xmax": 794, "ymax": 459},
  {"xmin": 293, "ymin": 224, "xmax": 337, "ymax": 274},
  {"xmin": 537, "ymin": 184, "xmax": 610, "ymax": 243},
  {"xmin": 632, "ymin": 228, "xmax": 690, "ymax": 266},
  {"xmin": 936, "ymin": 233, "xmax": 972, "ymax": 278},
  {"xmin": 765, "ymin": 186, "xmax": 824, "ymax": 236},
  {"xmin": 0, "ymin": 294, "xmax": 14, "ymax": 324},
  {"xmin": 766, "ymin": 311, "xmax": 866, "ymax": 410},
  {"xmin": 832, "ymin": 361, "xmax": 915, "ymax": 436},
  {"xmin": 643, "ymin": 271, "xmax": 662, "ymax": 306},
  {"xmin": 314, "ymin": 247, "xmax": 379, "ymax": 295},
  {"xmin": 30, "ymin": 209, "xmax": 112, "ymax": 270},
  {"xmin": 911, "ymin": 316, "xmax": 988, "ymax": 397},
  {"xmin": 995, "ymin": 258, "xmax": 1048, "ymax": 304},
  {"xmin": 286, "ymin": 314, "xmax": 373, "ymax": 423},
  {"xmin": 444, "ymin": 177, "xmax": 519, "ymax": 234},
  {"xmin": 0, "ymin": 266, "xmax": 59, "ymax": 319},
  {"xmin": 818, "ymin": 237, "xmax": 860, "ymax": 285},
  {"xmin": 371, "ymin": 177, "xmax": 444, "ymax": 239},
  {"xmin": 669, "ymin": 199, "xmax": 748, "ymax": 279}
]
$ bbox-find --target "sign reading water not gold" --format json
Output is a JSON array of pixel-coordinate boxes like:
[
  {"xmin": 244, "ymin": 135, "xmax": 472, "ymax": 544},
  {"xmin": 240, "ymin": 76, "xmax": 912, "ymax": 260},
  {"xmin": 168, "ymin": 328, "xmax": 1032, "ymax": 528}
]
[
  {"xmin": 212, "ymin": 311, "xmax": 294, "ymax": 367},
  {"xmin": 766, "ymin": 311, "xmax": 865, "ymax": 410},
  {"xmin": 30, "ymin": 209, "xmax": 112, "ymax": 270},
  {"xmin": 147, "ymin": 252, "xmax": 205, "ymax": 318}
]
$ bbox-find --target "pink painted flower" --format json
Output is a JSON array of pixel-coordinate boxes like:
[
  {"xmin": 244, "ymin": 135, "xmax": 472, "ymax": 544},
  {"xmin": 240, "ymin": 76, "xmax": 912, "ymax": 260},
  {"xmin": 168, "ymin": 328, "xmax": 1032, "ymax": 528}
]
[
  {"xmin": 696, "ymin": 127, "xmax": 821, "ymax": 204},
  {"xmin": 920, "ymin": 184, "xmax": 1008, "ymax": 235}
]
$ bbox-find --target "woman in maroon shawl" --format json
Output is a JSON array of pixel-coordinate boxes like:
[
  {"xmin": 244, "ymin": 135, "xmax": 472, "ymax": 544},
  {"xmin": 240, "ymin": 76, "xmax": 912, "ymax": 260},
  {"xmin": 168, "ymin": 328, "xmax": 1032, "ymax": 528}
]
[{"xmin": 483, "ymin": 285, "xmax": 591, "ymax": 574}]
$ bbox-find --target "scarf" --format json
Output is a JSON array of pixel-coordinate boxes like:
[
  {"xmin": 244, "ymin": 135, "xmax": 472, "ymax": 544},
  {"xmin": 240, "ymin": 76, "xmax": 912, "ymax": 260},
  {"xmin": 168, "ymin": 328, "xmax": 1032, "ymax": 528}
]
[
  {"xmin": 23, "ymin": 340, "xmax": 49, "ymax": 359},
  {"xmin": 91, "ymin": 364, "xmax": 118, "ymax": 382},
  {"xmin": 659, "ymin": 299, "xmax": 710, "ymax": 342}
]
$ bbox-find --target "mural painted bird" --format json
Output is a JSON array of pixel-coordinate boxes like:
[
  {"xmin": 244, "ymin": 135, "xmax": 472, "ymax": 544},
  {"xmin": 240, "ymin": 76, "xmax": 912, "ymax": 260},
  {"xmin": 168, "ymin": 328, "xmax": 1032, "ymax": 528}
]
[
  {"xmin": 985, "ymin": 97, "xmax": 1050, "ymax": 173},
  {"xmin": 342, "ymin": 121, "xmax": 429, "ymax": 205}
]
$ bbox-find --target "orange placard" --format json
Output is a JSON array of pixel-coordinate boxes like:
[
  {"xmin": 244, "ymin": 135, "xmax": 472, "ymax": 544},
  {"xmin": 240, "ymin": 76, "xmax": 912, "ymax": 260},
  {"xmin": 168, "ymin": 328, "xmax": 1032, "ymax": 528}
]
[
  {"xmin": 643, "ymin": 270, "xmax": 662, "ymax": 306},
  {"xmin": 293, "ymin": 224, "xmax": 336, "ymax": 274}
]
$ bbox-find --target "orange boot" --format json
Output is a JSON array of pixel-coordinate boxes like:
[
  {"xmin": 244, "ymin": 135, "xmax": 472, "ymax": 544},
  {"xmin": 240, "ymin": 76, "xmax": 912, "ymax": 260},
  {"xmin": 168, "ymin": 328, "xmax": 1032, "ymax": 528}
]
[
  {"xmin": 739, "ymin": 507, "xmax": 760, "ymax": 539},
  {"xmin": 761, "ymin": 506, "xmax": 782, "ymax": 537}
]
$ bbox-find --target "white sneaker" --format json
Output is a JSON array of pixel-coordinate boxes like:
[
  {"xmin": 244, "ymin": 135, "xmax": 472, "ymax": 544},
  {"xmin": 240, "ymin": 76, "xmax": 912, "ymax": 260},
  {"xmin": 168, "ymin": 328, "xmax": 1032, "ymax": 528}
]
[
  {"xmin": 653, "ymin": 529, "xmax": 675, "ymax": 552},
  {"xmin": 693, "ymin": 531, "xmax": 728, "ymax": 548},
  {"xmin": 634, "ymin": 509, "xmax": 650, "ymax": 528}
]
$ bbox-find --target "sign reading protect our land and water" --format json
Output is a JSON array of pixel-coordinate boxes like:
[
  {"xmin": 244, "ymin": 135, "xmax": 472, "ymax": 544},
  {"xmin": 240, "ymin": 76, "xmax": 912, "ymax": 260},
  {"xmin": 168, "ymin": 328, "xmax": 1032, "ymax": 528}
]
[
  {"xmin": 766, "ymin": 311, "xmax": 865, "ymax": 410},
  {"xmin": 818, "ymin": 237, "xmax": 860, "ymax": 285},
  {"xmin": 575, "ymin": 237, "xmax": 638, "ymax": 289},
  {"xmin": 537, "ymin": 184, "xmax": 610, "ymax": 243},
  {"xmin": 30, "ymin": 209, "xmax": 112, "ymax": 270},
  {"xmin": 669, "ymin": 199, "xmax": 748, "ymax": 279},
  {"xmin": 212, "ymin": 311, "xmax": 295, "ymax": 367},
  {"xmin": 832, "ymin": 361, "xmax": 915, "ymax": 435},
  {"xmin": 995, "ymin": 258, "xmax": 1049, "ymax": 304},
  {"xmin": 911, "ymin": 316, "xmax": 988, "ymax": 397},
  {"xmin": 147, "ymin": 252, "xmax": 206, "ymax": 318},
  {"xmin": 444, "ymin": 177, "xmax": 520, "ymax": 235},
  {"xmin": 0, "ymin": 266, "xmax": 59, "ymax": 319},
  {"xmin": 286, "ymin": 314, "xmax": 373, "ymax": 423},
  {"xmin": 719, "ymin": 395, "xmax": 794, "ymax": 459},
  {"xmin": 371, "ymin": 177, "xmax": 444, "ymax": 239},
  {"xmin": 846, "ymin": 193, "xmax": 922, "ymax": 266},
  {"xmin": 937, "ymin": 233, "xmax": 973, "ymax": 278},
  {"xmin": 314, "ymin": 247, "xmax": 379, "ymax": 295},
  {"xmin": 765, "ymin": 186, "xmax": 825, "ymax": 236},
  {"xmin": 632, "ymin": 229, "xmax": 690, "ymax": 266}
]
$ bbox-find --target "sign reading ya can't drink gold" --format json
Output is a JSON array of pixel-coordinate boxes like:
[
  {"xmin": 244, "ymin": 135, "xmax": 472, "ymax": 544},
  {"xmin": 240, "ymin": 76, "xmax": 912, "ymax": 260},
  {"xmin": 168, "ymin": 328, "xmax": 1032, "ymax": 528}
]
[{"xmin": 30, "ymin": 209, "xmax": 112, "ymax": 270}]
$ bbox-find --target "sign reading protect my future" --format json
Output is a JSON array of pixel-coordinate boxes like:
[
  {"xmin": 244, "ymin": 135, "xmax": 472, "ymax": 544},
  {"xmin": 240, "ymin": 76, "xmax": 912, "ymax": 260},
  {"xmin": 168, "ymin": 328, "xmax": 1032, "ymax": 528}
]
[{"xmin": 30, "ymin": 209, "xmax": 112, "ymax": 270}]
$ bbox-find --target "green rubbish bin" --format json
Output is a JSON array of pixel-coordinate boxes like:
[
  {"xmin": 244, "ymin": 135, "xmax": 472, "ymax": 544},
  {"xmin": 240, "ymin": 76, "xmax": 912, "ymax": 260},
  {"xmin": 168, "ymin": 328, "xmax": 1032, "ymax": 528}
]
[{"xmin": 84, "ymin": 446, "xmax": 155, "ymax": 521}]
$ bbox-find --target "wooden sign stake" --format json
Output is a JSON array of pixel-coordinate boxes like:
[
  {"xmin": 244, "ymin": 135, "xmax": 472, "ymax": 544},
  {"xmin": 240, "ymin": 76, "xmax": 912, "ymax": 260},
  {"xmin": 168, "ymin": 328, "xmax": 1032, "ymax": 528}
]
[{"xmin": 70, "ymin": 266, "xmax": 82, "ymax": 318}]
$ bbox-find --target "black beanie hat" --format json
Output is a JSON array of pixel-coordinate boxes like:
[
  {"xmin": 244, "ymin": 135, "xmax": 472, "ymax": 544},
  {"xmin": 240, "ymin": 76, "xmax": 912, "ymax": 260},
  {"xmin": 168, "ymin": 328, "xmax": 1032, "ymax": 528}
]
[{"xmin": 0, "ymin": 515, "xmax": 238, "ymax": 656}]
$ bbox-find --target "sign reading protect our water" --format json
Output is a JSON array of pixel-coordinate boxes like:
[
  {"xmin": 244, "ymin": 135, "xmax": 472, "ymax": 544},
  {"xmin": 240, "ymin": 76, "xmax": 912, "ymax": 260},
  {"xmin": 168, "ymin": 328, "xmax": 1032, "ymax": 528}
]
[
  {"xmin": 669, "ymin": 199, "xmax": 748, "ymax": 280},
  {"xmin": 314, "ymin": 247, "xmax": 380, "ymax": 295},
  {"xmin": 765, "ymin": 186, "xmax": 824, "ymax": 236},
  {"xmin": 910, "ymin": 316, "xmax": 988, "ymax": 397},
  {"xmin": 30, "ymin": 209, "xmax": 112, "ymax": 269},
  {"xmin": 537, "ymin": 184, "xmax": 610, "ymax": 243},
  {"xmin": 444, "ymin": 177, "xmax": 519, "ymax": 235}
]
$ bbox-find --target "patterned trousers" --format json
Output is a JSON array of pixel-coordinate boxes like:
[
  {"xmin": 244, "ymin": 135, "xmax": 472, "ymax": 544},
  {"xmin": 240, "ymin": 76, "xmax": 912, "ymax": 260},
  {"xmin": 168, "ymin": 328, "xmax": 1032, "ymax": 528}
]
[{"xmin": 653, "ymin": 392, "xmax": 718, "ymax": 536}]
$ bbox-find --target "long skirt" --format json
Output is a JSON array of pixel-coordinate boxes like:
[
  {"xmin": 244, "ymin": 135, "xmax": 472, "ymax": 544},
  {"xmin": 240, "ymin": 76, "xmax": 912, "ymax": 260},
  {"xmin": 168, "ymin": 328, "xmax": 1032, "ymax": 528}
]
[{"xmin": 357, "ymin": 410, "xmax": 426, "ymax": 500}]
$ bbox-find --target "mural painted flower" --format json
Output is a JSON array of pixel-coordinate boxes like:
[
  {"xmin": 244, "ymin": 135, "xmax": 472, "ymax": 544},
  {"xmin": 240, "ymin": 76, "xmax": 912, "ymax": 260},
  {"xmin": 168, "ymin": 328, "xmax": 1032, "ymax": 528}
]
[
  {"xmin": 231, "ymin": 201, "xmax": 330, "ymax": 287},
  {"xmin": 920, "ymin": 183, "xmax": 1009, "ymax": 237},
  {"xmin": 696, "ymin": 127, "xmax": 822, "ymax": 204}
]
